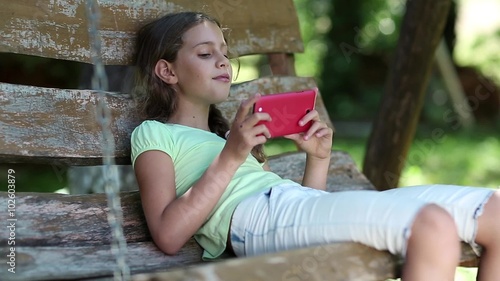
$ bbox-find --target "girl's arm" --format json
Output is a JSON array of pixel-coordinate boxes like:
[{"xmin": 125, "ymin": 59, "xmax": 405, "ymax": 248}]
[
  {"xmin": 284, "ymin": 110, "xmax": 333, "ymax": 190},
  {"xmin": 134, "ymin": 149, "xmax": 242, "ymax": 255},
  {"xmin": 135, "ymin": 94, "xmax": 271, "ymax": 255},
  {"xmin": 302, "ymin": 154, "xmax": 330, "ymax": 190}
]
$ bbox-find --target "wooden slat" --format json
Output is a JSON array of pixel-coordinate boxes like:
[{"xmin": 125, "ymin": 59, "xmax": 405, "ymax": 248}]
[
  {"xmin": 0, "ymin": 76, "xmax": 331, "ymax": 165},
  {"xmin": 132, "ymin": 242, "xmax": 478, "ymax": 281},
  {"xmin": 131, "ymin": 243, "xmax": 397, "ymax": 281},
  {"xmin": 0, "ymin": 241, "xmax": 203, "ymax": 281},
  {"xmin": 0, "ymin": 83, "xmax": 140, "ymax": 165},
  {"xmin": 269, "ymin": 151, "xmax": 375, "ymax": 192},
  {"xmin": 0, "ymin": 242, "xmax": 396, "ymax": 281},
  {"xmin": 0, "ymin": 191, "xmax": 146, "ymax": 247},
  {"xmin": 0, "ymin": 0, "xmax": 303, "ymax": 65}
]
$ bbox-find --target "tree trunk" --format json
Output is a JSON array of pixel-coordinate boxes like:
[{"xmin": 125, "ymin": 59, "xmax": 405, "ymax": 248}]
[{"xmin": 362, "ymin": 0, "xmax": 452, "ymax": 190}]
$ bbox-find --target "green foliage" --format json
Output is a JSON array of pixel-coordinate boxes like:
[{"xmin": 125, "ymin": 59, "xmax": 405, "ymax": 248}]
[
  {"xmin": 293, "ymin": 0, "xmax": 407, "ymax": 121},
  {"xmin": 357, "ymin": 0, "xmax": 405, "ymax": 52},
  {"xmin": 0, "ymin": 164, "xmax": 67, "ymax": 193},
  {"xmin": 293, "ymin": 0, "xmax": 332, "ymax": 78}
]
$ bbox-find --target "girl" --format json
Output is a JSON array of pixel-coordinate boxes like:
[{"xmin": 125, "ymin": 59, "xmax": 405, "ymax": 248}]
[{"xmin": 131, "ymin": 11, "xmax": 499, "ymax": 281}]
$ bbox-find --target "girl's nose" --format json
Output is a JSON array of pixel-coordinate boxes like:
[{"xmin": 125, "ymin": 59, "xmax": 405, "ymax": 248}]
[
  {"xmin": 218, "ymin": 60, "xmax": 227, "ymax": 68},
  {"xmin": 218, "ymin": 54, "xmax": 229, "ymax": 68}
]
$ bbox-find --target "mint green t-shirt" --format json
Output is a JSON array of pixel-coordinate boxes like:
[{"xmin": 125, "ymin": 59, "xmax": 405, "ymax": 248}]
[{"xmin": 130, "ymin": 120, "xmax": 293, "ymax": 260}]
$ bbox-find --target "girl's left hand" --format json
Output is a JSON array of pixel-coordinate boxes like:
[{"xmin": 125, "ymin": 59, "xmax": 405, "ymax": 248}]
[{"xmin": 283, "ymin": 109, "xmax": 334, "ymax": 159}]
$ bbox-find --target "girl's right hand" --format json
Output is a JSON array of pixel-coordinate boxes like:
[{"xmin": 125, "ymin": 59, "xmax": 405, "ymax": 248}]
[{"xmin": 223, "ymin": 94, "xmax": 271, "ymax": 164}]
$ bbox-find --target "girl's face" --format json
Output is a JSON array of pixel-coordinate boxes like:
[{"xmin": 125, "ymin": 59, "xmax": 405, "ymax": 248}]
[{"xmin": 170, "ymin": 21, "xmax": 233, "ymax": 105}]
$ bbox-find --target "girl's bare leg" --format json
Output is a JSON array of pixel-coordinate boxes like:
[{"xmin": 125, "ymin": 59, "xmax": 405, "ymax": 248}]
[
  {"xmin": 403, "ymin": 204, "xmax": 460, "ymax": 281},
  {"xmin": 475, "ymin": 191, "xmax": 500, "ymax": 281}
]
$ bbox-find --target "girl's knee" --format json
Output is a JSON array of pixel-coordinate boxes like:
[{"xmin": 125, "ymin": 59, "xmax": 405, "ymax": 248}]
[
  {"xmin": 412, "ymin": 204, "xmax": 458, "ymax": 240},
  {"xmin": 407, "ymin": 204, "xmax": 460, "ymax": 261}
]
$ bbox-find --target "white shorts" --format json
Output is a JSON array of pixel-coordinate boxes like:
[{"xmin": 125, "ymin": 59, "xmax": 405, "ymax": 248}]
[{"xmin": 230, "ymin": 183, "xmax": 494, "ymax": 258}]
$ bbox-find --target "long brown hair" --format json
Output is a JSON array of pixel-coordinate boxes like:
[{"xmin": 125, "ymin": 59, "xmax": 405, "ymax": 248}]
[{"xmin": 133, "ymin": 12, "xmax": 266, "ymax": 162}]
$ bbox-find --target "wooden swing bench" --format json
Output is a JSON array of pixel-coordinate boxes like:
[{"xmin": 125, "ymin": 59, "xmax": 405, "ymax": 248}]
[{"xmin": 0, "ymin": 0, "xmax": 478, "ymax": 280}]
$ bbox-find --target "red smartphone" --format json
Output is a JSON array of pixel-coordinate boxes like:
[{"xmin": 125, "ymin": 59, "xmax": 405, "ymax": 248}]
[{"xmin": 253, "ymin": 88, "xmax": 317, "ymax": 138}]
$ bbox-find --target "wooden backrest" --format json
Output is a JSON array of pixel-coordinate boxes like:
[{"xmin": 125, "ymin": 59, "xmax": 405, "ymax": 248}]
[
  {"xmin": 0, "ymin": 0, "xmax": 333, "ymax": 166},
  {"xmin": 0, "ymin": 0, "xmax": 303, "ymax": 64}
]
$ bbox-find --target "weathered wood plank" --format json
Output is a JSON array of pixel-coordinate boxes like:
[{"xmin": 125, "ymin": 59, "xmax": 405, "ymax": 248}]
[
  {"xmin": 269, "ymin": 151, "xmax": 375, "ymax": 192},
  {"xmin": 132, "ymin": 243, "xmax": 398, "ymax": 281},
  {"xmin": 0, "ymin": 191, "xmax": 147, "ymax": 247},
  {"xmin": 132, "ymin": 242, "xmax": 478, "ymax": 281},
  {"xmin": 0, "ymin": 242, "xmax": 396, "ymax": 281},
  {"xmin": 69, "ymin": 149, "xmax": 373, "ymax": 194},
  {"xmin": 0, "ymin": 76, "xmax": 331, "ymax": 165},
  {"xmin": 0, "ymin": 241, "xmax": 203, "ymax": 281},
  {"xmin": 0, "ymin": 0, "xmax": 303, "ymax": 64},
  {"xmin": 0, "ymin": 83, "xmax": 140, "ymax": 165}
]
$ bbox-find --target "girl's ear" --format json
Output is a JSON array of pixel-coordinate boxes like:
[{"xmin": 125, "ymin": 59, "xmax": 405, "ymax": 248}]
[{"xmin": 154, "ymin": 59, "xmax": 178, "ymax": 84}]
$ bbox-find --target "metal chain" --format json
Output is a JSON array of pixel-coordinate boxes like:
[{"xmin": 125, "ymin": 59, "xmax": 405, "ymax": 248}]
[{"xmin": 84, "ymin": 1, "xmax": 130, "ymax": 280}]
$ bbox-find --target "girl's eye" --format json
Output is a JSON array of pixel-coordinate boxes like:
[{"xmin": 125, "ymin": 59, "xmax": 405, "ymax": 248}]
[{"xmin": 199, "ymin": 53, "xmax": 211, "ymax": 58}]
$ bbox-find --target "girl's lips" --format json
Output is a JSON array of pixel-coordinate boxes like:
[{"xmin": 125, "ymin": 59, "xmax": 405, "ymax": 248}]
[{"xmin": 214, "ymin": 74, "xmax": 230, "ymax": 82}]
